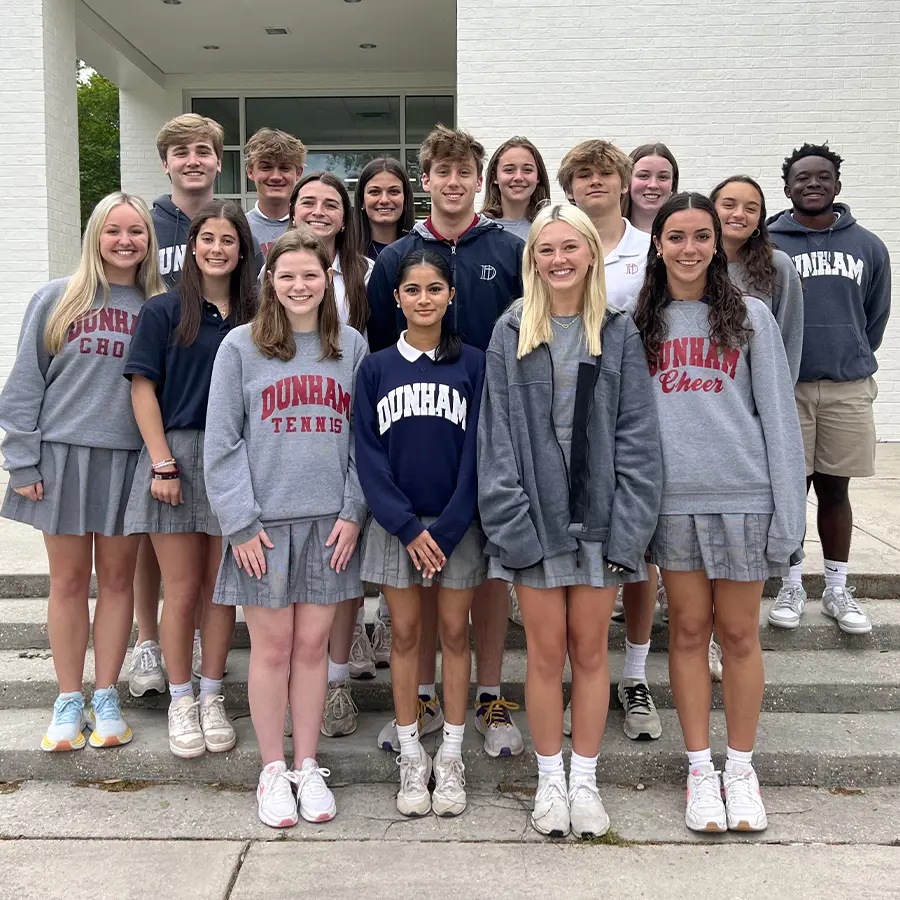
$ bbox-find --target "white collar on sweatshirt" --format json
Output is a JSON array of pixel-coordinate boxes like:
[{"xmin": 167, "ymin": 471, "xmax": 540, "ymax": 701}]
[
  {"xmin": 397, "ymin": 331, "xmax": 436, "ymax": 362},
  {"xmin": 252, "ymin": 201, "xmax": 290, "ymax": 223},
  {"xmin": 604, "ymin": 218, "xmax": 650, "ymax": 264}
]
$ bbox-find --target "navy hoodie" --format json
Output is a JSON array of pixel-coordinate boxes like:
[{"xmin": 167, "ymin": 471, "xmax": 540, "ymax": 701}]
[
  {"xmin": 366, "ymin": 217, "xmax": 524, "ymax": 353},
  {"xmin": 152, "ymin": 195, "xmax": 265, "ymax": 290},
  {"xmin": 354, "ymin": 339, "xmax": 485, "ymax": 558},
  {"xmin": 768, "ymin": 203, "xmax": 891, "ymax": 382}
]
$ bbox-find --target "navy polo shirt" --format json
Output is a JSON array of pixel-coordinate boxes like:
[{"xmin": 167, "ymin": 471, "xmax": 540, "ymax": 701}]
[{"xmin": 124, "ymin": 290, "xmax": 234, "ymax": 431}]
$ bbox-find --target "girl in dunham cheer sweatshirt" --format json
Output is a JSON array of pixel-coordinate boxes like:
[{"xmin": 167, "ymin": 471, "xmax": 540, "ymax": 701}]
[
  {"xmin": 633, "ymin": 193, "xmax": 806, "ymax": 837},
  {"xmin": 204, "ymin": 228, "xmax": 368, "ymax": 830},
  {"xmin": 0, "ymin": 193, "xmax": 166, "ymax": 752},
  {"xmin": 355, "ymin": 249, "xmax": 485, "ymax": 820}
]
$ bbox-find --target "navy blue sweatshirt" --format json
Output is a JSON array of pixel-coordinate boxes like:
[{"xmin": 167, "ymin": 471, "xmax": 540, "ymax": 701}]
[
  {"xmin": 768, "ymin": 203, "xmax": 891, "ymax": 382},
  {"xmin": 366, "ymin": 217, "xmax": 524, "ymax": 353},
  {"xmin": 354, "ymin": 336, "xmax": 485, "ymax": 558}
]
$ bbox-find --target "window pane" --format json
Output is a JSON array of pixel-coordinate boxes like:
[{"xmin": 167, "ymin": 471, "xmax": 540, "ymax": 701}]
[
  {"xmin": 405, "ymin": 96, "xmax": 454, "ymax": 144},
  {"xmin": 214, "ymin": 151, "xmax": 241, "ymax": 195},
  {"xmin": 412, "ymin": 195, "xmax": 432, "ymax": 220},
  {"xmin": 406, "ymin": 150, "xmax": 424, "ymax": 193},
  {"xmin": 246, "ymin": 97, "xmax": 401, "ymax": 144},
  {"xmin": 300, "ymin": 149, "xmax": 403, "ymax": 193},
  {"xmin": 191, "ymin": 97, "xmax": 240, "ymax": 145}
]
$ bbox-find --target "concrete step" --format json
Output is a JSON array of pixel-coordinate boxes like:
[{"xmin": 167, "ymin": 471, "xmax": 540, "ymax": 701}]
[
  {"xmin": 0, "ymin": 596, "xmax": 896, "ymax": 652},
  {"xmin": 2, "ymin": 707, "xmax": 898, "ymax": 788},
  {"xmin": 2, "ymin": 646, "xmax": 898, "ymax": 714}
]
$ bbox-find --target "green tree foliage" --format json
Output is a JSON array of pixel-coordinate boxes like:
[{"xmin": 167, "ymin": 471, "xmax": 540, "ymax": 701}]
[{"xmin": 78, "ymin": 65, "xmax": 120, "ymax": 229}]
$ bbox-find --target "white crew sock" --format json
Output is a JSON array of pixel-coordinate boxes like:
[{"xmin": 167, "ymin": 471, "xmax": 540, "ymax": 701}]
[
  {"xmin": 198, "ymin": 676, "xmax": 222, "ymax": 701},
  {"xmin": 782, "ymin": 561, "xmax": 803, "ymax": 589},
  {"xmin": 441, "ymin": 722, "xmax": 465, "ymax": 760},
  {"xmin": 725, "ymin": 746, "xmax": 754, "ymax": 774},
  {"xmin": 418, "ymin": 683, "xmax": 436, "ymax": 700},
  {"xmin": 169, "ymin": 680, "xmax": 193, "ymax": 701},
  {"xmin": 536, "ymin": 750, "xmax": 565, "ymax": 776},
  {"xmin": 824, "ymin": 559, "xmax": 849, "ymax": 590},
  {"xmin": 569, "ymin": 751, "xmax": 598, "ymax": 781},
  {"xmin": 687, "ymin": 748, "xmax": 713, "ymax": 771},
  {"xmin": 397, "ymin": 721, "xmax": 421, "ymax": 761},
  {"xmin": 622, "ymin": 639, "xmax": 650, "ymax": 681},
  {"xmin": 328, "ymin": 658, "xmax": 350, "ymax": 683},
  {"xmin": 477, "ymin": 684, "xmax": 501, "ymax": 702}
]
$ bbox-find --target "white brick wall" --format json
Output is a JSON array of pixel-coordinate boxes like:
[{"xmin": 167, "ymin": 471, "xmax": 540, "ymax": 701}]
[{"xmin": 458, "ymin": 0, "xmax": 900, "ymax": 440}]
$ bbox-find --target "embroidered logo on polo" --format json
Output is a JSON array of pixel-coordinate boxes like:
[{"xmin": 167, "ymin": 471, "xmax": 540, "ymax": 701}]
[
  {"xmin": 625, "ymin": 263, "xmax": 639, "ymax": 275},
  {"xmin": 648, "ymin": 337, "xmax": 740, "ymax": 394},
  {"xmin": 376, "ymin": 383, "xmax": 468, "ymax": 435},
  {"xmin": 260, "ymin": 374, "xmax": 351, "ymax": 434}
]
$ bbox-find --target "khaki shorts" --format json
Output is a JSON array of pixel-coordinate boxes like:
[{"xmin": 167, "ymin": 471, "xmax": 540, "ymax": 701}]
[{"xmin": 794, "ymin": 377, "xmax": 877, "ymax": 478}]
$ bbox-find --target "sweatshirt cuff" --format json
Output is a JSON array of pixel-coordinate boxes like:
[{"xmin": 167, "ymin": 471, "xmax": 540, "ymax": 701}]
[
  {"xmin": 339, "ymin": 499, "xmax": 368, "ymax": 527},
  {"xmin": 397, "ymin": 516, "xmax": 426, "ymax": 547},
  {"xmin": 430, "ymin": 528, "xmax": 460, "ymax": 560},
  {"xmin": 8, "ymin": 467, "xmax": 41, "ymax": 489},
  {"xmin": 766, "ymin": 535, "xmax": 803, "ymax": 566},
  {"xmin": 229, "ymin": 519, "xmax": 264, "ymax": 546}
]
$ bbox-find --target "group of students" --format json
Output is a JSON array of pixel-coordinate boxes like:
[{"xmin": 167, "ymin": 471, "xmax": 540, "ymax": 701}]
[{"xmin": 0, "ymin": 112, "xmax": 891, "ymax": 839}]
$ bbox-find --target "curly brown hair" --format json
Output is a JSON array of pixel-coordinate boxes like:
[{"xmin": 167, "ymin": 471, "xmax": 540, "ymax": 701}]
[
  {"xmin": 710, "ymin": 175, "xmax": 777, "ymax": 298},
  {"xmin": 634, "ymin": 192, "xmax": 753, "ymax": 369}
]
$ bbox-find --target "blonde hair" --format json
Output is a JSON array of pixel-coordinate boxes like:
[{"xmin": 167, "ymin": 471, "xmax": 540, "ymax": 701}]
[
  {"xmin": 245, "ymin": 127, "xmax": 307, "ymax": 171},
  {"xmin": 557, "ymin": 140, "xmax": 633, "ymax": 197},
  {"xmin": 44, "ymin": 193, "xmax": 165, "ymax": 354},
  {"xmin": 156, "ymin": 113, "xmax": 224, "ymax": 162},
  {"xmin": 518, "ymin": 205, "xmax": 608, "ymax": 359}
]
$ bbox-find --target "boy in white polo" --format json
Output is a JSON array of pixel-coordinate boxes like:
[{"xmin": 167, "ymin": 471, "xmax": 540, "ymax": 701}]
[{"xmin": 557, "ymin": 139, "xmax": 660, "ymax": 743}]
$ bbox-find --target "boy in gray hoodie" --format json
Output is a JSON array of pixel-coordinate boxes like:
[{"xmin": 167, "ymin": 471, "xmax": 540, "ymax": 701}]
[{"xmin": 768, "ymin": 142, "xmax": 891, "ymax": 634}]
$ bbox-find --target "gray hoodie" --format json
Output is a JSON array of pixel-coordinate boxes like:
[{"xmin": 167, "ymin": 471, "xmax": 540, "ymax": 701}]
[
  {"xmin": 648, "ymin": 297, "xmax": 806, "ymax": 565},
  {"xmin": 768, "ymin": 203, "xmax": 891, "ymax": 383},
  {"xmin": 0, "ymin": 278, "xmax": 146, "ymax": 488},
  {"xmin": 204, "ymin": 323, "xmax": 369, "ymax": 543},
  {"xmin": 728, "ymin": 248, "xmax": 803, "ymax": 384}
]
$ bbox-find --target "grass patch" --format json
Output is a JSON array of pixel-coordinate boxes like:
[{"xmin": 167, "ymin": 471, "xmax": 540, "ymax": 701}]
[
  {"xmin": 829, "ymin": 787, "xmax": 866, "ymax": 797},
  {"xmin": 73, "ymin": 779, "xmax": 162, "ymax": 793},
  {"xmin": 580, "ymin": 829, "xmax": 638, "ymax": 847},
  {"xmin": 0, "ymin": 781, "xmax": 22, "ymax": 795},
  {"xmin": 497, "ymin": 782, "xmax": 536, "ymax": 797}
]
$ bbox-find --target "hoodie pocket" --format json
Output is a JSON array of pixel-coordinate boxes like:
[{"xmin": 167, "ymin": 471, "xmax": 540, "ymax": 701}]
[{"xmin": 804, "ymin": 323, "xmax": 868, "ymax": 361}]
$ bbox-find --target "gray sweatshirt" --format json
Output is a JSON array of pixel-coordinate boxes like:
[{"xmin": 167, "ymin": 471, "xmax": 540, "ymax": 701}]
[
  {"xmin": 0, "ymin": 278, "xmax": 146, "ymax": 488},
  {"xmin": 648, "ymin": 297, "xmax": 805, "ymax": 564},
  {"xmin": 728, "ymin": 249, "xmax": 803, "ymax": 384},
  {"xmin": 246, "ymin": 203, "xmax": 290, "ymax": 259},
  {"xmin": 204, "ymin": 323, "xmax": 369, "ymax": 543}
]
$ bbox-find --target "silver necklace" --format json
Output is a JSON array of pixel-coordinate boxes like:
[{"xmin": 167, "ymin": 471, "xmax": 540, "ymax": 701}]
[{"xmin": 551, "ymin": 314, "xmax": 581, "ymax": 329}]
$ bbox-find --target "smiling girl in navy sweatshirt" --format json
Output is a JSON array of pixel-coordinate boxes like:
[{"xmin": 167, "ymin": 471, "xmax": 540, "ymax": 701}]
[{"xmin": 355, "ymin": 249, "xmax": 485, "ymax": 819}]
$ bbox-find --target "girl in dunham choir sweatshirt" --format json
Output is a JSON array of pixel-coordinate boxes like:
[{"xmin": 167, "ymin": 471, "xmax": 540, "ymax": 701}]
[
  {"xmin": 355, "ymin": 249, "xmax": 485, "ymax": 819},
  {"xmin": 633, "ymin": 193, "xmax": 806, "ymax": 837},
  {"xmin": 204, "ymin": 227, "xmax": 368, "ymax": 830}
]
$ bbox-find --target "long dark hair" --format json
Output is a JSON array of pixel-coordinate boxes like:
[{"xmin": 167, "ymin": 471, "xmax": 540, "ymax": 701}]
[
  {"xmin": 710, "ymin": 175, "xmax": 777, "ymax": 298},
  {"xmin": 634, "ymin": 192, "xmax": 752, "ymax": 369},
  {"xmin": 480, "ymin": 137, "xmax": 552, "ymax": 222},
  {"xmin": 622, "ymin": 142, "xmax": 680, "ymax": 220},
  {"xmin": 179, "ymin": 200, "xmax": 257, "ymax": 345},
  {"xmin": 289, "ymin": 171, "xmax": 369, "ymax": 334},
  {"xmin": 395, "ymin": 249, "xmax": 461, "ymax": 364},
  {"xmin": 352, "ymin": 158, "xmax": 415, "ymax": 254}
]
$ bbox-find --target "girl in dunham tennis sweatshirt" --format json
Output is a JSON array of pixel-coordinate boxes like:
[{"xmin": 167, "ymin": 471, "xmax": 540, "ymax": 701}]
[
  {"xmin": 204, "ymin": 228, "xmax": 367, "ymax": 831},
  {"xmin": 633, "ymin": 193, "xmax": 805, "ymax": 837}
]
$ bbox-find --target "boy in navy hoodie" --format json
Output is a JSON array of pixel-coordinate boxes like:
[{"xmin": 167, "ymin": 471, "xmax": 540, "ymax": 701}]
[
  {"xmin": 768, "ymin": 142, "xmax": 891, "ymax": 635},
  {"xmin": 367, "ymin": 125, "xmax": 525, "ymax": 758}
]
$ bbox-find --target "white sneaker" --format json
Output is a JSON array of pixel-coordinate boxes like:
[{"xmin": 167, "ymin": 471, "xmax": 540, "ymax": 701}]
[
  {"xmin": 321, "ymin": 679, "xmax": 358, "ymax": 737},
  {"xmin": 191, "ymin": 634, "xmax": 202, "ymax": 679},
  {"xmin": 708, "ymin": 638, "xmax": 723, "ymax": 683},
  {"xmin": 610, "ymin": 585, "xmax": 625, "ymax": 622},
  {"xmin": 129, "ymin": 640, "xmax": 166, "ymax": 697},
  {"xmin": 685, "ymin": 764, "xmax": 727, "ymax": 833},
  {"xmin": 167, "ymin": 695, "xmax": 205, "ymax": 758},
  {"xmin": 562, "ymin": 701, "xmax": 572, "ymax": 737},
  {"xmin": 508, "ymin": 586, "xmax": 523, "ymax": 626},
  {"xmin": 768, "ymin": 584, "xmax": 807, "ymax": 629},
  {"xmin": 396, "ymin": 744, "xmax": 433, "ymax": 817},
  {"xmin": 372, "ymin": 606, "xmax": 392, "ymax": 667},
  {"xmin": 41, "ymin": 693, "xmax": 88, "ymax": 752},
  {"xmin": 618, "ymin": 677, "xmax": 662, "ymax": 741},
  {"xmin": 658, "ymin": 580, "xmax": 669, "ymax": 623},
  {"xmin": 532, "ymin": 772, "xmax": 570, "ymax": 837},
  {"xmin": 349, "ymin": 621, "xmax": 376, "ymax": 679},
  {"xmin": 293, "ymin": 758, "xmax": 336, "ymax": 823},
  {"xmin": 432, "ymin": 744, "xmax": 466, "ymax": 817},
  {"xmin": 377, "ymin": 696, "xmax": 444, "ymax": 752},
  {"xmin": 199, "ymin": 694, "xmax": 236, "ymax": 752},
  {"xmin": 257, "ymin": 761, "xmax": 298, "ymax": 829},
  {"xmin": 821, "ymin": 586, "xmax": 871, "ymax": 634},
  {"xmin": 568, "ymin": 776, "xmax": 610, "ymax": 839},
  {"xmin": 87, "ymin": 687, "xmax": 133, "ymax": 748},
  {"xmin": 474, "ymin": 695, "xmax": 524, "ymax": 757},
  {"xmin": 723, "ymin": 765, "xmax": 768, "ymax": 831}
]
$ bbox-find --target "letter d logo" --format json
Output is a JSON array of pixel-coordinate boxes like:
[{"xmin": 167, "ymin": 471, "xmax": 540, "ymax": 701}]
[{"xmin": 480, "ymin": 264, "xmax": 497, "ymax": 281}]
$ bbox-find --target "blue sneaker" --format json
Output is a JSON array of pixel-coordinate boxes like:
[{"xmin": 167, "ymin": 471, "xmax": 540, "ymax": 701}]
[
  {"xmin": 87, "ymin": 686, "xmax": 133, "ymax": 748},
  {"xmin": 41, "ymin": 693, "xmax": 88, "ymax": 752}
]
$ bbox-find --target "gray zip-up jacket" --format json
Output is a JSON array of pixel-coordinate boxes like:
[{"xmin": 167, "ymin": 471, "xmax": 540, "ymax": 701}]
[{"xmin": 477, "ymin": 303, "xmax": 662, "ymax": 572}]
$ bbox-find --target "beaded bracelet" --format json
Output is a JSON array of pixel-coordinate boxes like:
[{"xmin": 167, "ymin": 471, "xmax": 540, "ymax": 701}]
[
  {"xmin": 152, "ymin": 469, "xmax": 181, "ymax": 481},
  {"xmin": 151, "ymin": 458, "xmax": 177, "ymax": 472}
]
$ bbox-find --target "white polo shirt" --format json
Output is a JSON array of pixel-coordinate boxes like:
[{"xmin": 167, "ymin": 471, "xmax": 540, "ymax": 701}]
[{"xmin": 604, "ymin": 219, "xmax": 651, "ymax": 313}]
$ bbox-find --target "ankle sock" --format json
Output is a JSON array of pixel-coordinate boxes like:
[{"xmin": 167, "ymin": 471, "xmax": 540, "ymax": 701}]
[
  {"xmin": 536, "ymin": 750, "xmax": 565, "ymax": 777},
  {"xmin": 356, "ymin": 604, "xmax": 366, "ymax": 628},
  {"xmin": 59, "ymin": 690, "xmax": 82, "ymax": 701},
  {"xmin": 824, "ymin": 559, "xmax": 849, "ymax": 590},
  {"xmin": 783, "ymin": 562, "xmax": 803, "ymax": 590},
  {"xmin": 199, "ymin": 676, "xmax": 222, "ymax": 700},
  {"xmin": 477, "ymin": 684, "xmax": 501, "ymax": 702},
  {"xmin": 569, "ymin": 751, "xmax": 598, "ymax": 780},
  {"xmin": 622, "ymin": 639, "xmax": 650, "ymax": 681},
  {"xmin": 170, "ymin": 680, "xmax": 193, "ymax": 701},
  {"xmin": 441, "ymin": 722, "xmax": 465, "ymax": 760},
  {"xmin": 397, "ymin": 720, "xmax": 421, "ymax": 761},
  {"xmin": 725, "ymin": 746, "xmax": 754, "ymax": 773},
  {"xmin": 418, "ymin": 683, "xmax": 436, "ymax": 701},
  {"xmin": 328, "ymin": 658, "xmax": 350, "ymax": 683},
  {"xmin": 687, "ymin": 748, "xmax": 713, "ymax": 771}
]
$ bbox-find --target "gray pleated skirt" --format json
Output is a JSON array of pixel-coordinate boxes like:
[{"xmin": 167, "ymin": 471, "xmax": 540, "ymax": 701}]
[
  {"xmin": 648, "ymin": 513, "xmax": 788, "ymax": 581},
  {"xmin": 124, "ymin": 429, "xmax": 220, "ymax": 536},
  {"xmin": 1, "ymin": 442, "xmax": 139, "ymax": 537},
  {"xmin": 213, "ymin": 515, "xmax": 363, "ymax": 608},
  {"xmin": 361, "ymin": 516, "xmax": 487, "ymax": 590},
  {"xmin": 488, "ymin": 540, "xmax": 647, "ymax": 589}
]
